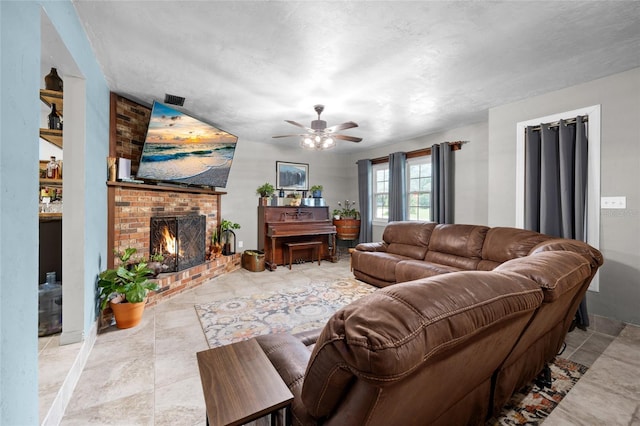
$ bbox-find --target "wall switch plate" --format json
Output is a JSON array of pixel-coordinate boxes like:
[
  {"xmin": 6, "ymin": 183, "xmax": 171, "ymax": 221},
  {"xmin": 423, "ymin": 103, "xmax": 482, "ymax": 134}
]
[
  {"xmin": 601, "ymin": 196, "xmax": 626, "ymax": 209},
  {"xmin": 238, "ymin": 241, "xmax": 243, "ymax": 248}
]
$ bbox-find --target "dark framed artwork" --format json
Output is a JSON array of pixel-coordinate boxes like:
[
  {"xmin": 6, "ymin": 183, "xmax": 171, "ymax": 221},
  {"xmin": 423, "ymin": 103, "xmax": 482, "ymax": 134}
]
[{"xmin": 276, "ymin": 161, "xmax": 309, "ymax": 191}]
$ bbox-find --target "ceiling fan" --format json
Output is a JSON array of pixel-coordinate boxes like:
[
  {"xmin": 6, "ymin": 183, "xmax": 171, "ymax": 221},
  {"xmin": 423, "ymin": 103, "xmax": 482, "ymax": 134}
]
[{"xmin": 272, "ymin": 104, "xmax": 362, "ymax": 150}]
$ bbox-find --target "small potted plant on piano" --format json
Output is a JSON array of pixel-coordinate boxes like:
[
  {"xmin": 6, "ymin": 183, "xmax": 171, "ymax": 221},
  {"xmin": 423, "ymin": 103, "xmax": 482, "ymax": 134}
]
[
  {"xmin": 310, "ymin": 184, "xmax": 323, "ymax": 198},
  {"xmin": 256, "ymin": 182, "xmax": 275, "ymax": 206}
]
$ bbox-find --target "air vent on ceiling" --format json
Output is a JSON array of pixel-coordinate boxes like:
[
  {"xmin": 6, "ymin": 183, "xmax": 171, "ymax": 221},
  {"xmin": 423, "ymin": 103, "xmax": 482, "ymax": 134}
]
[{"xmin": 164, "ymin": 94, "xmax": 185, "ymax": 106}]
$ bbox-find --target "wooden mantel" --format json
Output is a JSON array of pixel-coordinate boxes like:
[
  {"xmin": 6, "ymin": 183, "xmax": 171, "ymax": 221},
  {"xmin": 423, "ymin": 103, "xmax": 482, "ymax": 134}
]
[{"xmin": 106, "ymin": 180, "xmax": 227, "ymax": 195}]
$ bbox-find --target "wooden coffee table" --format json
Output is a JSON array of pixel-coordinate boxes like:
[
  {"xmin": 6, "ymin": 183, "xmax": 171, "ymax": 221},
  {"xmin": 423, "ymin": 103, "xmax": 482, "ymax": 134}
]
[{"xmin": 197, "ymin": 338, "xmax": 293, "ymax": 426}]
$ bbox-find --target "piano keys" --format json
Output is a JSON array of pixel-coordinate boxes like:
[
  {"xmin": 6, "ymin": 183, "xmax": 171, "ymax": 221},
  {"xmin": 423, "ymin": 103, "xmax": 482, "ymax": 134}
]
[{"xmin": 258, "ymin": 206, "xmax": 337, "ymax": 270}]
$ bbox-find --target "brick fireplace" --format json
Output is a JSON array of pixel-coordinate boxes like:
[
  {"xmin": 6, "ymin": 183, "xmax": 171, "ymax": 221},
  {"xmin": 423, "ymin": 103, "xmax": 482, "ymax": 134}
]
[
  {"xmin": 108, "ymin": 92, "xmax": 240, "ymax": 307},
  {"xmin": 107, "ymin": 182, "xmax": 240, "ymax": 306}
]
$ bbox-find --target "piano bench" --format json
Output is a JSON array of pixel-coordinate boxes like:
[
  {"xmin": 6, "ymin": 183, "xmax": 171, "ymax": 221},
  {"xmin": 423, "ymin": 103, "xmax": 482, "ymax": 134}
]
[{"xmin": 284, "ymin": 241, "xmax": 322, "ymax": 270}]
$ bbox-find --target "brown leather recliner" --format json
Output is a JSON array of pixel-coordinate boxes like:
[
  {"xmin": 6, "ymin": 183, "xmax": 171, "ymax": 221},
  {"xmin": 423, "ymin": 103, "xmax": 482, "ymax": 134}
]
[{"xmin": 256, "ymin": 270, "xmax": 545, "ymax": 425}]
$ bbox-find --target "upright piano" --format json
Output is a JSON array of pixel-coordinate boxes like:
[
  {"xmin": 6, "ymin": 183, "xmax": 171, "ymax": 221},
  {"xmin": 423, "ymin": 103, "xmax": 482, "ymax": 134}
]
[{"xmin": 258, "ymin": 206, "xmax": 337, "ymax": 270}]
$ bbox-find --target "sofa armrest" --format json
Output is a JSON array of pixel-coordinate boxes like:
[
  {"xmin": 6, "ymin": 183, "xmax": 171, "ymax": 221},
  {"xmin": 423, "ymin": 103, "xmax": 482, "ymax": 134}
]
[{"xmin": 355, "ymin": 241, "xmax": 387, "ymax": 252}]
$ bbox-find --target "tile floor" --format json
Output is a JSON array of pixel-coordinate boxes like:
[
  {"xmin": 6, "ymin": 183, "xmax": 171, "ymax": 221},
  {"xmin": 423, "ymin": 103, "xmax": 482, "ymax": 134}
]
[{"xmin": 37, "ymin": 258, "xmax": 640, "ymax": 425}]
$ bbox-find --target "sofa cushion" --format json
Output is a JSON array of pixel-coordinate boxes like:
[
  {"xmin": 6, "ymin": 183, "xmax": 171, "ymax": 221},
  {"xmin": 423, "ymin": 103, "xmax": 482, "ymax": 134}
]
[
  {"xmin": 382, "ymin": 221, "xmax": 436, "ymax": 259},
  {"xmin": 479, "ymin": 227, "xmax": 552, "ymax": 269},
  {"xmin": 301, "ymin": 273, "xmax": 543, "ymax": 418},
  {"xmin": 351, "ymin": 251, "xmax": 411, "ymax": 283},
  {"xmin": 495, "ymin": 251, "xmax": 592, "ymax": 302},
  {"xmin": 530, "ymin": 238, "xmax": 604, "ymax": 269},
  {"xmin": 424, "ymin": 224, "xmax": 489, "ymax": 269},
  {"xmin": 395, "ymin": 259, "xmax": 462, "ymax": 282}
]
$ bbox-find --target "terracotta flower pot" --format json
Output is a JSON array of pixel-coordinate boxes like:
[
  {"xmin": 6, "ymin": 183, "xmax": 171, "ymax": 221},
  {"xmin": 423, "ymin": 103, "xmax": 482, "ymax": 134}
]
[{"xmin": 109, "ymin": 298, "xmax": 146, "ymax": 329}]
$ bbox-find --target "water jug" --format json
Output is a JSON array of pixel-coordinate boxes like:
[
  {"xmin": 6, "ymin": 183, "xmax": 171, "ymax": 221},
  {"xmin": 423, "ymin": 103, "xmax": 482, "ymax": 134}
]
[{"xmin": 38, "ymin": 272, "xmax": 62, "ymax": 336}]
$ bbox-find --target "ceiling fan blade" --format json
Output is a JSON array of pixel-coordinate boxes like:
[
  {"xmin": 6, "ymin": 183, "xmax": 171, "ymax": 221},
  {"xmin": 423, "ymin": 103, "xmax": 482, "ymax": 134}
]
[
  {"xmin": 272, "ymin": 134, "xmax": 307, "ymax": 138},
  {"xmin": 325, "ymin": 121, "xmax": 358, "ymax": 133},
  {"xmin": 333, "ymin": 134, "xmax": 363, "ymax": 143},
  {"xmin": 285, "ymin": 120, "xmax": 313, "ymax": 132}
]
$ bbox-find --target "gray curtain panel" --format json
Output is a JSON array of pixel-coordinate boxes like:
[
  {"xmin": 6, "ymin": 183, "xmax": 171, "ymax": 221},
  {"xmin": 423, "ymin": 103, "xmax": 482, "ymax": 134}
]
[
  {"xmin": 430, "ymin": 143, "xmax": 453, "ymax": 224},
  {"xmin": 357, "ymin": 159, "xmax": 373, "ymax": 243},
  {"xmin": 525, "ymin": 116, "xmax": 589, "ymax": 327},
  {"xmin": 388, "ymin": 152, "xmax": 407, "ymax": 221}
]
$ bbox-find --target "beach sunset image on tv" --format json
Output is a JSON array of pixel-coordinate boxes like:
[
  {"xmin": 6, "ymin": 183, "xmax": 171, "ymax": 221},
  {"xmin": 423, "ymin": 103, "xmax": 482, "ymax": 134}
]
[{"xmin": 136, "ymin": 101, "xmax": 238, "ymax": 188}]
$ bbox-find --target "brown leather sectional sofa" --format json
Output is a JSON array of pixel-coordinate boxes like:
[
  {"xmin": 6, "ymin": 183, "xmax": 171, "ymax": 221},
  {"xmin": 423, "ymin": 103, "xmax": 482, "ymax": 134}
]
[{"xmin": 254, "ymin": 222, "xmax": 603, "ymax": 425}]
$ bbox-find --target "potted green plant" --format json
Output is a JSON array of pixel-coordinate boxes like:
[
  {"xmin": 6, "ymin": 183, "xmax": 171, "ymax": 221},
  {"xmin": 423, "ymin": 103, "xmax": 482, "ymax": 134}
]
[
  {"xmin": 220, "ymin": 219, "xmax": 241, "ymax": 255},
  {"xmin": 256, "ymin": 183, "xmax": 275, "ymax": 205},
  {"xmin": 310, "ymin": 184, "xmax": 324, "ymax": 198},
  {"xmin": 98, "ymin": 247, "xmax": 159, "ymax": 329},
  {"xmin": 333, "ymin": 200, "xmax": 361, "ymax": 241}
]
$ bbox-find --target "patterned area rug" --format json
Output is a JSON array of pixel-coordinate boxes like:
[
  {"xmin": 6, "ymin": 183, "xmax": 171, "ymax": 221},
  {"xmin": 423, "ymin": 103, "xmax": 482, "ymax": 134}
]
[
  {"xmin": 195, "ymin": 277, "xmax": 376, "ymax": 348},
  {"xmin": 488, "ymin": 357, "xmax": 588, "ymax": 424},
  {"xmin": 195, "ymin": 278, "xmax": 586, "ymax": 424}
]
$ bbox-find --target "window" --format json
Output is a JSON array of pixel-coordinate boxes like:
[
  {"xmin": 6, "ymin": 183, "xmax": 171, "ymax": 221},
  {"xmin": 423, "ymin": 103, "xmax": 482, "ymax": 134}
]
[
  {"xmin": 372, "ymin": 163, "xmax": 389, "ymax": 222},
  {"xmin": 372, "ymin": 155, "xmax": 432, "ymax": 223},
  {"xmin": 407, "ymin": 157, "xmax": 431, "ymax": 220}
]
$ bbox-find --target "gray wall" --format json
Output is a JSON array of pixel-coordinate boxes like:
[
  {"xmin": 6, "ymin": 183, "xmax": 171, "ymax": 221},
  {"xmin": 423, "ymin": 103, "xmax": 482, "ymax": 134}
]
[
  {"xmin": 488, "ymin": 67, "xmax": 640, "ymax": 325},
  {"xmin": 220, "ymin": 139, "xmax": 353, "ymax": 251}
]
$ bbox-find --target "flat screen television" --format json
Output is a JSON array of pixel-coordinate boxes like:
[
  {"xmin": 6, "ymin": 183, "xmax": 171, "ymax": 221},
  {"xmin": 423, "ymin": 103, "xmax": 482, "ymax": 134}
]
[{"xmin": 136, "ymin": 101, "xmax": 238, "ymax": 188}]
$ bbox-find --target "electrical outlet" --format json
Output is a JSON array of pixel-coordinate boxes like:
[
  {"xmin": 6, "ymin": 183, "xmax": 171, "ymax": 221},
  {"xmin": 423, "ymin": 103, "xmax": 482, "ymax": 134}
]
[
  {"xmin": 601, "ymin": 196, "xmax": 626, "ymax": 209},
  {"xmin": 238, "ymin": 240, "xmax": 243, "ymax": 248}
]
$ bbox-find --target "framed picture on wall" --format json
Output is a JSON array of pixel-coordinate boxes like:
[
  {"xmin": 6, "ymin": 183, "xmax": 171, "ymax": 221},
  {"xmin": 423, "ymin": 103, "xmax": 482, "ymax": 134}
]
[{"xmin": 276, "ymin": 161, "xmax": 309, "ymax": 191}]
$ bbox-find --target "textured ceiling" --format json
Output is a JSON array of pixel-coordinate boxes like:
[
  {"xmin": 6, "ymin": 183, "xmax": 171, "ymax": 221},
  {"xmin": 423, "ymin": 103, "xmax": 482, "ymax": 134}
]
[{"xmin": 71, "ymin": 1, "xmax": 640, "ymax": 152}]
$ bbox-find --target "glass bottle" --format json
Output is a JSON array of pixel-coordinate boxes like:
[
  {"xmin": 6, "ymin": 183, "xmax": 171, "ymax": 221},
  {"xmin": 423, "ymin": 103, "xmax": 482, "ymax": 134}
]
[
  {"xmin": 48, "ymin": 103, "xmax": 60, "ymax": 130},
  {"xmin": 46, "ymin": 156, "xmax": 58, "ymax": 179},
  {"xmin": 44, "ymin": 67, "xmax": 63, "ymax": 92}
]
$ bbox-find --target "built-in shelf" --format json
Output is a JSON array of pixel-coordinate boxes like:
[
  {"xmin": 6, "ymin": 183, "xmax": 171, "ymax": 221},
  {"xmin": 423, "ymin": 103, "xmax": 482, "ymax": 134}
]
[
  {"xmin": 40, "ymin": 89, "xmax": 64, "ymax": 116},
  {"xmin": 40, "ymin": 128, "xmax": 63, "ymax": 148},
  {"xmin": 39, "ymin": 212, "xmax": 62, "ymax": 221},
  {"xmin": 40, "ymin": 178, "xmax": 63, "ymax": 185}
]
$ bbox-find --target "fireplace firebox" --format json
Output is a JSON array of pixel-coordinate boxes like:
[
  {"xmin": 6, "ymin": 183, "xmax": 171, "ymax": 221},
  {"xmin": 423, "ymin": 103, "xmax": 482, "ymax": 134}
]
[{"xmin": 150, "ymin": 215, "xmax": 206, "ymax": 272}]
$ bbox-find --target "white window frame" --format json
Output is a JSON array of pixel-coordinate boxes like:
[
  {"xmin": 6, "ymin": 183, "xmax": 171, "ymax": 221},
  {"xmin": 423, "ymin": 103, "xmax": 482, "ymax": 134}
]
[
  {"xmin": 372, "ymin": 162, "xmax": 389, "ymax": 226},
  {"xmin": 515, "ymin": 105, "xmax": 601, "ymax": 291},
  {"xmin": 406, "ymin": 156, "xmax": 431, "ymax": 221}
]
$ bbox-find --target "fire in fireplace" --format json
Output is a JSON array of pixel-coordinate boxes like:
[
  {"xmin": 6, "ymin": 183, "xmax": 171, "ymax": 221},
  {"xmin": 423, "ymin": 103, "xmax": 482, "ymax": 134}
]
[{"xmin": 150, "ymin": 215, "xmax": 206, "ymax": 272}]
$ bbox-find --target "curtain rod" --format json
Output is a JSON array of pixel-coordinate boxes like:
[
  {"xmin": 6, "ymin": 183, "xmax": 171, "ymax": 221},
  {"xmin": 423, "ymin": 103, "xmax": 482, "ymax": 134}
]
[
  {"xmin": 528, "ymin": 116, "xmax": 588, "ymax": 132},
  {"xmin": 370, "ymin": 140, "xmax": 467, "ymax": 165}
]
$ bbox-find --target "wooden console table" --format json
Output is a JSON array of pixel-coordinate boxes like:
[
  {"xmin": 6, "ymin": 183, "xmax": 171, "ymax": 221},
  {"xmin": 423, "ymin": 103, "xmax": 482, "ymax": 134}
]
[{"xmin": 197, "ymin": 339, "xmax": 293, "ymax": 426}]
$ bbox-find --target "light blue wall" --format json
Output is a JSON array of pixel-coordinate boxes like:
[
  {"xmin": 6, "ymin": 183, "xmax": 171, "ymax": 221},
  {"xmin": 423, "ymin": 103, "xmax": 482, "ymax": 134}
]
[{"xmin": 0, "ymin": 1, "xmax": 109, "ymax": 423}]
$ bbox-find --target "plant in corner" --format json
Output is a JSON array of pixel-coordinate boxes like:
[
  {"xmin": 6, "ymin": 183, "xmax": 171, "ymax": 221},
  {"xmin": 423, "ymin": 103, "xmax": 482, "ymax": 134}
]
[
  {"xmin": 98, "ymin": 247, "xmax": 159, "ymax": 329},
  {"xmin": 333, "ymin": 200, "xmax": 361, "ymax": 241}
]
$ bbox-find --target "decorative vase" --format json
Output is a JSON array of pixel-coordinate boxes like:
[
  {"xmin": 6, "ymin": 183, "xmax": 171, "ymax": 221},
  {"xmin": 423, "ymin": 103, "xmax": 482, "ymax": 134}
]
[
  {"xmin": 44, "ymin": 67, "xmax": 63, "ymax": 92},
  {"xmin": 109, "ymin": 298, "xmax": 146, "ymax": 329}
]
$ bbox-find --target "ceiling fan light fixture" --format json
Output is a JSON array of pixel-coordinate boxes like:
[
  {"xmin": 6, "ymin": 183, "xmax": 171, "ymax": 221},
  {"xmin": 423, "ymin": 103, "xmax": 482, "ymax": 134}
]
[{"xmin": 275, "ymin": 104, "xmax": 361, "ymax": 150}]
